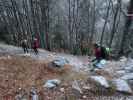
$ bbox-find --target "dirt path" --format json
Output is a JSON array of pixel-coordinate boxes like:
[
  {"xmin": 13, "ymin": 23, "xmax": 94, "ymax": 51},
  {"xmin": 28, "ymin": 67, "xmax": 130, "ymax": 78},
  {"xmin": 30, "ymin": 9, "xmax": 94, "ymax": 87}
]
[{"xmin": 0, "ymin": 44, "xmax": 89, "ymax": 71}]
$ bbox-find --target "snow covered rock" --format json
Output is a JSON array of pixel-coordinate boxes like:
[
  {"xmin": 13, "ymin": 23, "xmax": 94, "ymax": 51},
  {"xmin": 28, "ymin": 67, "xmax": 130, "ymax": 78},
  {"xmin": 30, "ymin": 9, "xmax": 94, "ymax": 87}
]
[
  {"xmin": 52, "ymin": 57, "xmax": 69, "ymax": 67},
  {"xmin": 44, "ymin": 79, "xmax": 61, "ymax": 89},
  {"xmin": 112, "ymin": 79, "xmax": 132, "ymax": 94},
  {"xmin": 44, "ymin": 82, "xmax": 56, "ymax": 89},
  {"xmin": 90, "ymin": 76, "xmax": 110, "ymax": 88}
]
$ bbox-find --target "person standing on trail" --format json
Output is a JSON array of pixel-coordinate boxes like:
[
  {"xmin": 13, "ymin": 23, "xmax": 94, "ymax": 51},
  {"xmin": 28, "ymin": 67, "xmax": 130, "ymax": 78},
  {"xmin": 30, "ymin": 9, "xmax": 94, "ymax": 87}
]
[
  {"xmin": 91, "ymin": 43, "xmax": 111, "ymax": 70},
  {"xmin": 21, "ymin": 39, "xmax": 28, "ymax": 54},
  {"xmin": 90, "ymin": 43, "xmax": 103, "ymax": 71},
  {"xmin": 92, "ymin": 43, "xmax": 102, "ymax": 63},
  {"xmin": 32, "ymin": 38, "xmax": 39, "ymax": 55}
]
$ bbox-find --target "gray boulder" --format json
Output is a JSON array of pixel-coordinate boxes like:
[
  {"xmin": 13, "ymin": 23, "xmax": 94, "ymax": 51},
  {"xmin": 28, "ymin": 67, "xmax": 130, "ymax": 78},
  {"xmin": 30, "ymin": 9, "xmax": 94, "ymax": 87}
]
[
  {"xmin": 44, "ymin": 79, "xmax": 61, "ymax": 89},
  {"xmin": 72, "ymin": 80, "xmax": 83, "ymax": 94},
  {"xmin": 112, "ymin": 79, "xmax": 132, "ymax": 94},
  {"xmin": 121, "ymin": 73, "xmax": 133, "ymax": 80},
  {"xmin": 90, "ymin": 76, "xmax": 110, "ymax": 88},
  {"xmin": 52, "ymin": 57, "xmax": 69, "ymax": 68}
]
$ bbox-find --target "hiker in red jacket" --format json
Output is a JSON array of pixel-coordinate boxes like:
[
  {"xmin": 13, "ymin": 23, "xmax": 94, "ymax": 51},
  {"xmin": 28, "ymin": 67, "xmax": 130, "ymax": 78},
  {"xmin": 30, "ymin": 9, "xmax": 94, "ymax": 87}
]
[
  {"xmin": 92, "ymin": 43, "xmax": 101, "ymax": 62},
  {"xmin": 33, "ymin": 38, "xmax": 39, "ymax": 55}
]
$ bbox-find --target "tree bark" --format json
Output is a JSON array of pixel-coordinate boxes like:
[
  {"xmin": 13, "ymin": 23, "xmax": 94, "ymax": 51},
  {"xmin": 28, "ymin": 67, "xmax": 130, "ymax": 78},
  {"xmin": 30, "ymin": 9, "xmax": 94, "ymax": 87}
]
[{"xmin": 119, "ymin": 0, "xmax": 133, "ymax": 55}]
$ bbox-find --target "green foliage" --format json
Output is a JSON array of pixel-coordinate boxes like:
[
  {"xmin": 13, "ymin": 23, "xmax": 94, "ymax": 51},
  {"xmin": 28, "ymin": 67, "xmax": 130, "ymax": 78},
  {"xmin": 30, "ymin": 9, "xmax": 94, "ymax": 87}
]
[
  {"xmin": 72, "ymin": 47, "xmax": 90, "ymax": 55},
  {"xmin": 0, "ymin": 32, "xmax": 10, "ymax": 44},
  {"xmin": 0, "ymin": 26, "xmax": 11, "ymax": 44},
  {"xmin": 72, "ymin": 47, "xmax": 81, "ymax": 55},
  {"xmin": 53, "ymin": 32, "xmax": 64, "ymax": 49},
  {"xmin": 81, "ymin": 47, "xmax": 90, "ymax": 55}
]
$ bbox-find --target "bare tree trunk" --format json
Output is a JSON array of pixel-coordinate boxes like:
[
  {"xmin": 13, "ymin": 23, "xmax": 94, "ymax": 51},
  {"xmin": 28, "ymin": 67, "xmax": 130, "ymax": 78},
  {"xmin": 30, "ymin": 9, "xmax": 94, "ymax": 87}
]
[
  {"xmin": 109, "ymin": 0, "xmax": 121, "ymax": 48},
  {"xmin": 87, "ymin": 1, "xmax": 90, "ymax": 44},
  {"xmin": 119, "ymin": 0, "xmax": 133, "ymax": 55},
  {"xmin": 44, "ymin": 0, "xmax": 50, "ymax": 50},
  {"xmin": 10, "ymin": 0, "xmax": 24, "ymax": 45},
  {"xmin": 100, "ymin": 0, "xmax": 111, "ymax": 46},
  {"xmin": 29, "ymin": 0, "xmax": 38, "ymax": 37},
  {"xmin": 68, "ymin": 0, "xmax": 72, "ymax": 50},
  {"xmin": 89, "ymin": 0, "xmax": 95, "ymax": 45}
]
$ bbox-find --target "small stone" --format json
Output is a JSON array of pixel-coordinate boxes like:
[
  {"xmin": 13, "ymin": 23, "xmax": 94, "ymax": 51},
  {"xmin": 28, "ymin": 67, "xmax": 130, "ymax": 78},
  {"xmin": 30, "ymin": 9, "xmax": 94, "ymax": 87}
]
[
  {"xmin": 60, "ymin": 88, "xmax": 65, "ymax": 93},
  {"xmin": 83, "ymin": 86, "xmax": 91, "ymax": 90},
  {"xmin": 47, "ymin": 96, "xmax": 51, "ymax": 99},
  {"xmin": 62, "ymin": 83, "xmax": 68, "ymax": 87},
  {"xmin": 44, "ymin": 79, "xmax": 61, "ymax": 89},
  {"xmin": 82, "ymin": 95, "xmax": 87, "ymax": 99},
  {"xmin": 18, "ymin": 88, "xmax": 22, "ymax": 91},
  {"xmin": 7, "ymin": 55, "xmax": 11, "ymax": 59},
  {"xmin": 120, "ymin": 56, "xmax": 127, "ymax": 62}
]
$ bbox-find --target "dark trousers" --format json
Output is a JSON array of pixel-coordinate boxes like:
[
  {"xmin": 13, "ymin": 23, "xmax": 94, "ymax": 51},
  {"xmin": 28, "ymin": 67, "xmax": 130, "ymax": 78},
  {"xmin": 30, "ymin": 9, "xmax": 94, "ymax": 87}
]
[
  {"xmin": 92, "ymin": 57, "xmax": 101, "ymax": 63},
  {"xmin": 92, "ymin": 57, "xmax": 102, "ymax": 67},
  {"xmin": 23, "ymin": 47, "xmax": 28, "ymax": 53},
  {"xmin": 34, "ymin": 48, "xmax": 38, "ymax": 55}
]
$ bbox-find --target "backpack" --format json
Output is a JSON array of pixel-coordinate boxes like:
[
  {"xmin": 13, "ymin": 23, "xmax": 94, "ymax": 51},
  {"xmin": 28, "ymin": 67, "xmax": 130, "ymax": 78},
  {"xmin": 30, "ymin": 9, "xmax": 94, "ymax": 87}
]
[{"xmin": 100, "ymin": 47, "xmax": 110, "ymax": 60}]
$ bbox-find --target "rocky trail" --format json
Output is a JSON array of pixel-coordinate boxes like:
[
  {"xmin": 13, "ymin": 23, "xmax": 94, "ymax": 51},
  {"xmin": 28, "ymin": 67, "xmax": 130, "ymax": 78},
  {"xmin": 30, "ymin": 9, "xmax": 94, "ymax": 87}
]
[
  {"xmin": 0, "ymin": 44, "xmax": 133, "ymax": 100},
  {"xmin": 0, "ymin": 43, "xmax": 89, "ymax": 71}
]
